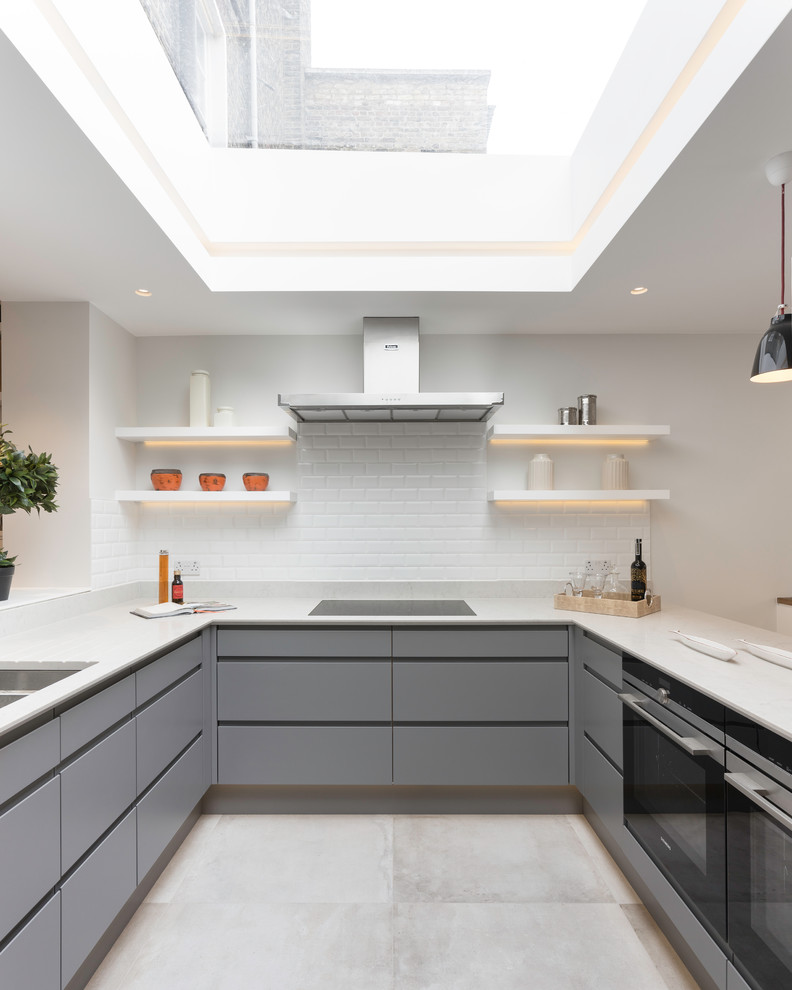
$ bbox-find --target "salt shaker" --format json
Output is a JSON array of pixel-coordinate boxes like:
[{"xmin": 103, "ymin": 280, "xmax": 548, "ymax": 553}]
[{"xmin": 528, "ymin": 453, "xmax": 554, "ymax": 490}]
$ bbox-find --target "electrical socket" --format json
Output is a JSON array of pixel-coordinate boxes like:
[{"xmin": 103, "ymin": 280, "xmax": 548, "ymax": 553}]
[{"xmin": 174, "ymin": 559, "xmax": 200, "ymax": 576}]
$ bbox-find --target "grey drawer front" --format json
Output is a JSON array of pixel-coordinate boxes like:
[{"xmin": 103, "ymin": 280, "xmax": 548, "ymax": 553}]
[
  {"xmin": 137, "ymin": 738, "xmax": 204, "ymax": 881},
  {"xmin": 60, "ymin": 674, "xmax": 136, "ymax": 759},
  {"xmin": 218, "ymin": 725, "xmax": 392, "ymax": 785},
  {"xmin": 582, "ymin": 668, "xmax": 623, "ymax": 769},
  {"xmin": 136, "ymin": 636, "xmax": 202, "ymax": 706},
  {"xmin": 727, "ymin": 963, "xmax": 752, "ymax": 990},
  {"xmin": 61, "ymin": 810, "xmax": 137, "ymax": 989},
  {"xmin": 61, "ymin": 719, "xmax": 137, "ymax": 872},
  {"xmin": 0, "ymin": 777, "xmax": 60, "ymax": 944},
  {"xmin": 217, "ymin": 627, "xmax": 391, "ymax": 658},
  {"xmin": 393, "ymin": 726, "xmax": 569, "ymax": 785},
  {"xmin": 218, "ymin": 660, "xmax": 391, "ymax": 722},
  {"xmin": 137, "ymin": 670, "xmax": 203, "ymax": 792},
  {"xmin": 393, "ymin": 627, "xmax": 567, "ymax": 658},
  {"xmin": 0, "ymin": 893, "xmax": 60, "ymax": 990},
  {"xmin": 582, "ymin": 736, "xmax": 623, "ymax": 838},
  {"xmin": 0, "ymin": 719, "xmax": 60, "ymax": 807},
  {"xmin": 578, "ymin": 631, "xmax": 622, "ymax": 689},
  {"xmin": 393, "ymin": 660, "xmax": 567, "ymax": 722}
]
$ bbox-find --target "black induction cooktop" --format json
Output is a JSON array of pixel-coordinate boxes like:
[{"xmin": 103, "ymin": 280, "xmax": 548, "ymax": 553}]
[{"xmin": 308, "ymin": 599, "xmax": 476, "ymax": 616}]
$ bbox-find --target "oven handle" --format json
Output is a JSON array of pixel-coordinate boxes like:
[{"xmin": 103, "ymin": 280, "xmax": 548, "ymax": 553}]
[
  {"xmin": 618, "ymin": 692, "xmax": 721, "ymax": 759},
  {"xmin": 725, "ymin": 772, "xmax": 792, "ymax": 832}
]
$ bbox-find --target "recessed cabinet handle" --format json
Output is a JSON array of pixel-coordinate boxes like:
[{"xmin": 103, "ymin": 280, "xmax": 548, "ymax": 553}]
[
  {"xmin": 618, "ymin": 692, "xmax": 720, "ymax": 759},
  {"xmin": 725, "ymin": 772, "xmax": 792, "ymax": 833}
]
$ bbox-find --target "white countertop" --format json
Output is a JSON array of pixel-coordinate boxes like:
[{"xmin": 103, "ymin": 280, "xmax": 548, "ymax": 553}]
[{"xmin": 3, "ymin": 594, "xmax": 792, "ymax": 743}]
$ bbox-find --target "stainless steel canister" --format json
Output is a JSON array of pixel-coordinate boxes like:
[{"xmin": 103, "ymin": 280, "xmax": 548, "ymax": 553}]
[
  {"xmin": 577, "ymin": 394, "xmax": 597, "ymax": 425},
  {"xmin": 558, "ymin": 407, "xmax": 578, "ymax": 425}
]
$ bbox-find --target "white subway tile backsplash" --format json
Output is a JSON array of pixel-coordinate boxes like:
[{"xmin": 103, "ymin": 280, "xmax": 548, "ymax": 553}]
[{"xmin": 90, "ymin": 425, "xmax": 650, "ymax": 587}]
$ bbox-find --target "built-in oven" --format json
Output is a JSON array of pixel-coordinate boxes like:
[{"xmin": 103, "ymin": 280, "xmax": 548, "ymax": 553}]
[
  {"xmin": 725, "ymin": 709, "xmax": 792, "ymax": 990},
  {"xmin": 620, "ymin": 655, "xmax": 727, "ymax": 945}
]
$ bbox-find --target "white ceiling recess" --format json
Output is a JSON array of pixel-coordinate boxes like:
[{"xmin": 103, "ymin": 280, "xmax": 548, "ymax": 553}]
[{"xmin": 0, "ymin": 1, "xmax": 791, "ymax": 334}]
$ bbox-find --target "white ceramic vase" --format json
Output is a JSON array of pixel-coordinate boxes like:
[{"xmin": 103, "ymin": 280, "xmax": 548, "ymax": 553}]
[
  {"xmin": 528, "ymin": 453, "xmax": 554, "ymax": 490},
  {"xmin": 602, "ymin": 453, "xmax": 629, "ymax": 489}
]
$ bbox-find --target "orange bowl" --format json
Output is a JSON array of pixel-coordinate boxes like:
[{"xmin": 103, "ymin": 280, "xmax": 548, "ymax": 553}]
[
  {"xmin": 199, "ymin": 472, "xmax": 226, "ymax": 492},
  {"xmin": 151, "ymin": 469, "xmax": 182, "ymax": 491},
  {"xmin": 243, "ymin": 472, "xmax": 269, "ymax": 491}
]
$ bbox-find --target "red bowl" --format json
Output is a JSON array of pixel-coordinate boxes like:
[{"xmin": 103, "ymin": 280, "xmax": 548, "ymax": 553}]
[
  {"xmin": 151, "ymin": 469, "xmax": 182, "ymax": 491},
  {"xmin": 199, "ymin": 473, "xmax": 226, "ymax": 492}
]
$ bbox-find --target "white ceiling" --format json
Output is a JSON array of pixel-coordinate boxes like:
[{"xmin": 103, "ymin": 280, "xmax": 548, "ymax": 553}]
[{"xmin": 0, "ymin": 7, "xmax": 790, "ymax": 336}]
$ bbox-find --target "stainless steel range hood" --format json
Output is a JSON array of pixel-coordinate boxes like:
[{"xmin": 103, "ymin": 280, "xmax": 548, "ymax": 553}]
[{"xmin": 278, "ymin": 317, "xmax": 504, "ymax": 423}]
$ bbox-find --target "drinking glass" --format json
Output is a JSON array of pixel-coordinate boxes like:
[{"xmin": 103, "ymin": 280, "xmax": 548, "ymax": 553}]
[
  {"xmin": 565, "ymin": 569, "xmax": 587, "ymax": 597},
  {"xmin": 588, "ymin": 570, "xmax": 607, "ymax": 599},
  {"xmin": 603, "ymin": 565, "xmax": 626, "ymax": 598}
]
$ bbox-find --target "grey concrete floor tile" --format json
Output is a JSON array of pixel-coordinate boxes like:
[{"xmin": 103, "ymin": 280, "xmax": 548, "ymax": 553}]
[
  {"xmin": 84, "ymin": 904, "xmax": 168, "ymax": 990},
  {"xmin": 90, "ymin": 902, "xmax": 394, "ymax": 990},
  {"xmin": 621, "ymin": 904, "xmax": 701, "ymax": 990},
  {"xmin": 394, "ymin": 902, "xmax": 676, "ymax": 990},
  {"xmin": 393, "ymin": 814, "xmax": 615, "ymax": 903},
  {"xmin": 168, "ymin": 813, "xmax": 393, "ymax": 904},
  {"xmin": 145, "ymin": 815, "xmax": 222, "ymax": 904},
  {"xmin": 567, "ymin": 814, "xmax": 641, "ymax": 904}
]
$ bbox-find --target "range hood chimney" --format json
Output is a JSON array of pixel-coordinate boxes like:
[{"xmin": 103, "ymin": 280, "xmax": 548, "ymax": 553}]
[{"xmin": 278, "ymin": 317, "xmax": 504, "ymax": 423}]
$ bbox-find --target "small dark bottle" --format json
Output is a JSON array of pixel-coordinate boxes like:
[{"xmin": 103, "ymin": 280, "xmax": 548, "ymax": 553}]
[
  {"xmin": 630, "ymin": 539, "xmax": 647, "ymax": 602},
  {"xmin": 171, "ymin": 569, "xmax": 184, "ymax": 605}
]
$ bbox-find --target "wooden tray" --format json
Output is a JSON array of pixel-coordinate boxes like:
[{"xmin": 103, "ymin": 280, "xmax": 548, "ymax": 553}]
[{"xmin": 554, "ymin": 590, "xmax": 661, "ymax": 618}]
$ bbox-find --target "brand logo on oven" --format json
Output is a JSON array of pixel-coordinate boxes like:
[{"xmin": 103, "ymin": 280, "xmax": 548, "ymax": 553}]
[{"xmin": 660, "ymin": 836, "xmax": 672, "ymax": 852}]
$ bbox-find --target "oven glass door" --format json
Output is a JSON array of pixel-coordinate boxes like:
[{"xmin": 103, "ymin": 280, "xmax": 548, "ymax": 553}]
[
  {"xmin": 727, "ymin": 774, "xmax": 792, "ymax": 990},
  {"xmin": 623, "ymin": 698, "xmax": 726, "ymax": 942}
]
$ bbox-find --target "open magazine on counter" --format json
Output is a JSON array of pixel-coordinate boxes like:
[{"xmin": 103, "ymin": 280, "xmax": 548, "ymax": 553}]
[{"xmin": 130, "ymin": 601, "xmax": 237, "ymax": 619}]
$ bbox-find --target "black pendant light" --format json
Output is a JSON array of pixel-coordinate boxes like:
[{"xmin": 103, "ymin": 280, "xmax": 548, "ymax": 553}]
[{"xmin": 751, "ymin": 152, "xmax": 792, "ymax": 383}]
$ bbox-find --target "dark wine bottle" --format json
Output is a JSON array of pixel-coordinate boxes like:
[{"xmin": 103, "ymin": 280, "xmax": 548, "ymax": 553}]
[
  {"xmin": 630, "ymin": 539, "xmax": 647, "ymax": 602},
  {"xmin": 171, "ymin": 569, "xmax": 184, "ymax": 604}
]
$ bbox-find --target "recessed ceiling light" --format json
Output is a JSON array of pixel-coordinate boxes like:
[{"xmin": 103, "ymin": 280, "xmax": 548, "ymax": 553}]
[
  {"xmin": 135, "ymin": 288, "xmax": 152, "ymax": 297},
  {"xmin": 630, "ymin": 286, "xmax": 648, "ymax": 295}
]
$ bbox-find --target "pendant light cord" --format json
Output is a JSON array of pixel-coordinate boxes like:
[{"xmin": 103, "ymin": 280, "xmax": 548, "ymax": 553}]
[{"xmin": 782, "ymin": 183, "xmax": 786, "ymax": 314}]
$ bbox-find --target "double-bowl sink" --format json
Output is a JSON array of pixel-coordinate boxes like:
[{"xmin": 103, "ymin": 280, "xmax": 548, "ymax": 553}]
[{"xmin": 0, "ymin": 664, "xmax": 96, "ymax": 708}]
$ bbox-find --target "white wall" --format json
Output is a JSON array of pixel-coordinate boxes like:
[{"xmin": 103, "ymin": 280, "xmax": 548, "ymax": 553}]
[
  {"xmin": 2, "ymin": 302, "xmax": 92, "ymax": 587},
  {"xmin": 117, "ymin": 331, "xmax": 792, "ymax": 628}
]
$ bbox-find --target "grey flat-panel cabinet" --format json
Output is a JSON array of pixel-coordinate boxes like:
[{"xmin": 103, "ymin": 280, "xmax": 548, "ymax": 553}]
[
  {"xmin": 60, "ymin": 674, "xmax": 136, "ymax": 760},
  {"xmin": 393, "ymin": 626, "xmax": 567, "ymax": 659},
  {"xmin": 0, "ymin": 776, "xmax": 61, "ymax": 944},
  {"xmin": 0, "ymin": 719, "xmax": 60, "ymax": 808},
  {"xmin": 582, "ymin": 737, "xmax": 623, "ymax": 835},
  {"xmin": 576, "ymin": 629, "xmax": 621, "ymax": 689},
  {"xmin": 136, "ymin": 635, "xmax": 202, "ymax": 706},
  {"xmin": 217, "ymin": 627, "xmax": 391, "ymax": 658},
  {"xmin": 0, "ymin": 893, "xmax": 60, "ymax": 990},
  {"xmin": 582, "ymin": 668, "xmax": 623, "ymax": 770},
  {"xmin": 61, "ymin": 810, "xmax": 137, "ymax": 989},
  {"xmin": 217, "ymin": 660, "xmax": 391, "ymax": 722},
  {"xmin": 393, "ymin": 726, "xmax": 569, "ymax": 785},
  {"xmin": 137, "ymin": 738, "xmax": 204, "ymax": 881},
  {"xmin": 61, "ymin": 719, "xmax": 137, "ymax": 872},
  {"xmin": 136, "ymin": 670, "xmax": 203, "ymax": 793},
  {"xmin": 218, "ymin": 725, "xmax": 393, "ymax": 785},
  {"xmin": 393, "ymin": 660, "xmax": 567, "ymax": 722}
]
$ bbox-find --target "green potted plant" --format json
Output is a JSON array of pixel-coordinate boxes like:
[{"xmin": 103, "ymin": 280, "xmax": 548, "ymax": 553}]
[{"xmin": 0, "ymin": 426, "xmax": 60, "ymax": 601}]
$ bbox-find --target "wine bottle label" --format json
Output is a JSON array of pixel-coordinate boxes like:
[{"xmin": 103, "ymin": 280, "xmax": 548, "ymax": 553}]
[
  {"xmin": 172, "ymin": 586, "xmax": 183, "ymax": 602},
  {"xmin": 630, "ymin": 565, "xmax": 647, "ymax": 601}
]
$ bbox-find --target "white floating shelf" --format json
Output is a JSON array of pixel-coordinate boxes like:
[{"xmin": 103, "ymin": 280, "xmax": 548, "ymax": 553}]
[
  {"xmin": 488, "ymin": 490, "xmax": 670, "ymax": 502},
  {"xmin": 115, "ymin": 427, "xmax": 296, "ymax": 443},
  {"xmin": 115, "ymin": 491, "xmax": 296, "ymax": 503},
  {"xmin": 487, "ymin": 425, "xmax": 670, "ymax": 442}
]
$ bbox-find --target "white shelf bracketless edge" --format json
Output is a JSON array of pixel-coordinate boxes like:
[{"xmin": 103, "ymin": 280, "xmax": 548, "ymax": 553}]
[
  {"xmin": 487, "ymin": 424, "xmax": 670, "ymax": 441},
  {"xmin": 488, "ymin": 489, "xmax": 670, "ymax": 502},
  {"xmin": 115, "ymin": 491, "xmax": 296, "ymax": 503},
  {"xmin": 115, "ymin": 427, "xmax": 296, "ymax": 442}
]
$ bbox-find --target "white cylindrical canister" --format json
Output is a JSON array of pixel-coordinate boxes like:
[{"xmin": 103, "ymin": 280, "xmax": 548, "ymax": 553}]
[
  {"xmin": 214, "ymin": 406, "xmax": 235, "ymax": 428},
  {"xmin": 528, "ymin": 453, "xmax": 554, "ymax": 490},
  {"xmin": 602, "ymin": 453, "xmax": 629, "ymax": 490},
  {"xmin": 190, "ymin": 370, "xmax": 211, "ymax": 428}
]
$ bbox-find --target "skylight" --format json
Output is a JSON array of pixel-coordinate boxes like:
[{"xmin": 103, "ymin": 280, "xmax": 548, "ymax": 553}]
[{"xmin": 139, "ymin": 0, "xmax": 648, "ymax": 155}]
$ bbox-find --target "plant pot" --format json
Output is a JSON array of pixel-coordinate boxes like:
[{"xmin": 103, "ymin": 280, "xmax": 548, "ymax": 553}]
[
  {"xmin": 151, "ymin": 469, "xmax": 182, "ymax": 491},
  {"xmin": 243, "ymin": 472, "xmax": 269, "ymax": 491},
  {"xmin": 199, "ymin": 472, "xmax": 226, "ymax": 492},
  {"xmin": 0, "ymin": 565, "xmax": 15, "ymax": 602}
]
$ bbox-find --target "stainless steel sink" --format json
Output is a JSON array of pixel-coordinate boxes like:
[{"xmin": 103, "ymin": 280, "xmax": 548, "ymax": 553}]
[{"xmin": 0, "ymin": 664, "xmax": 96, "ymax": 708}]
